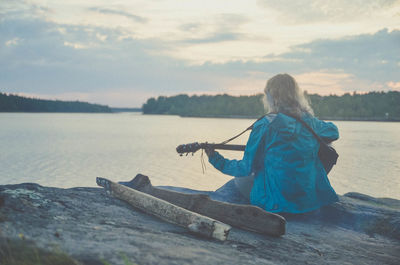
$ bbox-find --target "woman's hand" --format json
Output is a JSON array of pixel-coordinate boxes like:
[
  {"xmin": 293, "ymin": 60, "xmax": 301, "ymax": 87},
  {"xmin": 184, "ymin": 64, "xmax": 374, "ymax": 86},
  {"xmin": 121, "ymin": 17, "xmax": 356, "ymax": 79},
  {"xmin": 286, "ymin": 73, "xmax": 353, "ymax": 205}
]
[{"xmin": 204, "ymin": 146, "xmax": 215, "ymax": 157}]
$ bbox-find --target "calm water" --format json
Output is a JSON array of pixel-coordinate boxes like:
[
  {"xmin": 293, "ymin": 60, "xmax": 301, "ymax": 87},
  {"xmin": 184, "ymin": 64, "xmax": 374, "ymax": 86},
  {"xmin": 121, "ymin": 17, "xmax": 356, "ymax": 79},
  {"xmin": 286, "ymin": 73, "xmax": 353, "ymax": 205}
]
[{"xmin": 1, "ymin": 113, "xmax": 399, "ymax": 199}]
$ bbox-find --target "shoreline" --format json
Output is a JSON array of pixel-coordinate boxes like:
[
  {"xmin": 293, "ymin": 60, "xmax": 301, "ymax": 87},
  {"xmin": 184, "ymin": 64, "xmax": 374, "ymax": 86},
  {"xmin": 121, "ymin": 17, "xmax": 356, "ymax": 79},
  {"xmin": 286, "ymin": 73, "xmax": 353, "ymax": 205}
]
[
  {"xmin": 2, "ymin": 111, "xmax": 400, "ymax": 122},
  {"xmin": 157, "ymin": 113, "xmax": 400, "ymax": 122}
]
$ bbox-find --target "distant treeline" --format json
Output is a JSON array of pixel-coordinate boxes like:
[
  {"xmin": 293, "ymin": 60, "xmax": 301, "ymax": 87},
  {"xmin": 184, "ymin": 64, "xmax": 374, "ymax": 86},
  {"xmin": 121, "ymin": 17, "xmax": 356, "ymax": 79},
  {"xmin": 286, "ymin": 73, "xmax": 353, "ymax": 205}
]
[
  {"xmin": 111, "ymin": 107, "xmax": 142, "ymax": 112},
  {"xmin": 143, "ymin": 94, "xmax": 264, "ymax": 118},
  {"xmin": 0, "ymin": 92, "xmax": 112, "ymax": 113},
  {"xmin": 142, "ymin": 91, "xmax": 400, "ymax": 121}
]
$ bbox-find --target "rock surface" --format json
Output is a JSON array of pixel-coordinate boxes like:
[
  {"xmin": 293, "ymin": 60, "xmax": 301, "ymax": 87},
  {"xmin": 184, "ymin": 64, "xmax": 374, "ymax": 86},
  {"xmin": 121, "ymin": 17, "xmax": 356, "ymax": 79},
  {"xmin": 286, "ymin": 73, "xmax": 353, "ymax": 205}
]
[{"xmin": 0, "ymin": 182, "xmax": 399, "ymax": 265}]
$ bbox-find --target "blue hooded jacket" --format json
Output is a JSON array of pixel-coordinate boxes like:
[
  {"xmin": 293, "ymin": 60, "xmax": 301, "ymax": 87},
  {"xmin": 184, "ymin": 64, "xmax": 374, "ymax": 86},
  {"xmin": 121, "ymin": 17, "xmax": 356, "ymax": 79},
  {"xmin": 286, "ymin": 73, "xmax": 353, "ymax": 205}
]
[{"xmin": 208, "ymin": 112, "xmax": 339, "ymax": 213}]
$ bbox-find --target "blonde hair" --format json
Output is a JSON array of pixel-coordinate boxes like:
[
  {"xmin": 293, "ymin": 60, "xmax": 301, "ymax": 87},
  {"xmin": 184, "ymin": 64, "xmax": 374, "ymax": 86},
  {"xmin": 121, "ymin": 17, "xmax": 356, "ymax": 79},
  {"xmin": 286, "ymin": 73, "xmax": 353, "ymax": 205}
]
[{"xmin": 263, "ymin": 73, "xmax": 313, "ymax": 117}]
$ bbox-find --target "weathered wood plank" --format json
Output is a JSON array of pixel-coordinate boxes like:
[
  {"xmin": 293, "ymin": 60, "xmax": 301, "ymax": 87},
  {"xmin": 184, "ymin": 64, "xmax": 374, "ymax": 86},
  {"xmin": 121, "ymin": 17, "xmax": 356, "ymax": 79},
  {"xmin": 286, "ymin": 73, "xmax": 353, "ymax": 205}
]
[
  {"xmin": 126, "ymin": 174, "xmax": 286, "ymax": 237},
  {"xmin": 96, "ymin": 177, "xmax": 231, "ymax": 241}
]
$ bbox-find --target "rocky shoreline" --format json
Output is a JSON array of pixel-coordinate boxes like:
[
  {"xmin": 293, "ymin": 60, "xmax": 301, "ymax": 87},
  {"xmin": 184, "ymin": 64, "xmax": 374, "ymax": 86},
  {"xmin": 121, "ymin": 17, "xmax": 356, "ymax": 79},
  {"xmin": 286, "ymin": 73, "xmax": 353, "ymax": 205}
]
[{"xmin": 1, "ymin": 182, "xmax": 399, "ymax": 265}]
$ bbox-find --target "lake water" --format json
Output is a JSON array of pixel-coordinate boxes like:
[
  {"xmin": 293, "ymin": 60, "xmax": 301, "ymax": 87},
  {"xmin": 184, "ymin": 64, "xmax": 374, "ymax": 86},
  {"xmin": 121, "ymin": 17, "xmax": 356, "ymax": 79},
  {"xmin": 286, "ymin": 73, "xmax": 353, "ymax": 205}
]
[{"xmin": 0, "ymin": 113, "xmax": 399, "ymax": 199}]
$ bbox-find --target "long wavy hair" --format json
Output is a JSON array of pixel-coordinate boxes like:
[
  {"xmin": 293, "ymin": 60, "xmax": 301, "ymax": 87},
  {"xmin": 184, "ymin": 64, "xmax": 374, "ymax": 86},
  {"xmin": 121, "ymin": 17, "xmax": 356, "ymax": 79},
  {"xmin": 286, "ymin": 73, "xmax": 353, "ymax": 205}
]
[{"xmin": 263, "ymin": 73, "xmax": 314, "ymax": 117}]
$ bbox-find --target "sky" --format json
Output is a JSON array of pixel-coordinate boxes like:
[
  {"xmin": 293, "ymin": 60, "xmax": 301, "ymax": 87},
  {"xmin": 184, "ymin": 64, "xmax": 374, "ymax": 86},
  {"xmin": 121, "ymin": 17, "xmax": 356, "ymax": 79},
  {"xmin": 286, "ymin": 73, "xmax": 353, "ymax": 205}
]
[{"xmin": 1, "ymin": 0, "xmax": 399, "ymax": 107}]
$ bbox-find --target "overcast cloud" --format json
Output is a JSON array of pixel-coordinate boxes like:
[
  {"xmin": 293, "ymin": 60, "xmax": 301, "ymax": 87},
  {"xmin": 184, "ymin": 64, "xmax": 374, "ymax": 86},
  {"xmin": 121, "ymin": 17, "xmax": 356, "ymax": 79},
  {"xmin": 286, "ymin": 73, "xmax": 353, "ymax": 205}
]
[
  {"xmin": 1, "ymin": 0, "xmax": 399, "ymax": 107},
  {"xmin": 257, "ymin": 0, "xmax": 399, "ymax": 23}
]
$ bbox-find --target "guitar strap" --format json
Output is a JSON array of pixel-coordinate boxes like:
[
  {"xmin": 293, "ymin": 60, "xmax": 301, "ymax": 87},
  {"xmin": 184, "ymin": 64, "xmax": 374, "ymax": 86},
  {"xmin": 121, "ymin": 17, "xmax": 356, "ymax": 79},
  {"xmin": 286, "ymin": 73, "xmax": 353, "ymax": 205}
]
[
  {"xmin": 219, "ymin": 114, "xmax": 269, "ymax": 145},
  {"xmin": 203, "ymin": 113, "xmax": 271, "ymax": 174}
]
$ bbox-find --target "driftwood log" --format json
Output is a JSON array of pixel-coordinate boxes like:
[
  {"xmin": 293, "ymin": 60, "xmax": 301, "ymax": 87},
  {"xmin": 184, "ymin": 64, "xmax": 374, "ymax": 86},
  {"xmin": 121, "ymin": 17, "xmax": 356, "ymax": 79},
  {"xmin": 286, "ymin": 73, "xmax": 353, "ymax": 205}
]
[
  {"xmin": 96, "ymin": 177, "xmax": 231, "ymax": 241},
  {"xmin": 125, "ymin": 174, "xmax": 286, "ymax": 237}
]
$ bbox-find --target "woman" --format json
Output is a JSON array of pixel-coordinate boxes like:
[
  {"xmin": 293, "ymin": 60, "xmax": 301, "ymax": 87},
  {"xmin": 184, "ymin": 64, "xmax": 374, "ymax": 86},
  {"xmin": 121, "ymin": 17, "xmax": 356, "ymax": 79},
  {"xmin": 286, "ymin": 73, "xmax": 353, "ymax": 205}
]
[{"xmin": 206, "ymin": 73, "xmax": 339, "ymax": 213}]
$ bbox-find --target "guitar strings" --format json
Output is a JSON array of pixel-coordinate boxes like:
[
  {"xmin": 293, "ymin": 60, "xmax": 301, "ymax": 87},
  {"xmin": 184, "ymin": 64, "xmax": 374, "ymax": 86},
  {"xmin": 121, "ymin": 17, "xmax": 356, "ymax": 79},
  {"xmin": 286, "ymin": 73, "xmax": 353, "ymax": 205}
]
[{"xmin": 201, "ymin": 148, "xmax": 207, "ymax": 174}]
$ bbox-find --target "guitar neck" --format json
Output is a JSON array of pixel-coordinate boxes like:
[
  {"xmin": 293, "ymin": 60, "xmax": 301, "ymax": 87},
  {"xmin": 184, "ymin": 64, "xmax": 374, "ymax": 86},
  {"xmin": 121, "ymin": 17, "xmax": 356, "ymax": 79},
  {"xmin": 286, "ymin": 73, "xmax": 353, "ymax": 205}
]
[{"xmin": 205, "ymin": 143, "xmax": 246, "ymax": 151}]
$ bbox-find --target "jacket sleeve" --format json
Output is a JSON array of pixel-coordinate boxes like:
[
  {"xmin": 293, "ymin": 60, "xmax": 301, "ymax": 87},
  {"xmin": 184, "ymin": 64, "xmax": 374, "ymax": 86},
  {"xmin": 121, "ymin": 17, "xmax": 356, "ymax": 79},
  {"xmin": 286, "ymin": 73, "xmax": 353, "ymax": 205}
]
[
  {"xmin": 208, "ymin": 122, "xmax": 267, "ymax": 177},
  {"xmin": 312, "ymin": 118, "xmax": 339, "ymax": 142}
]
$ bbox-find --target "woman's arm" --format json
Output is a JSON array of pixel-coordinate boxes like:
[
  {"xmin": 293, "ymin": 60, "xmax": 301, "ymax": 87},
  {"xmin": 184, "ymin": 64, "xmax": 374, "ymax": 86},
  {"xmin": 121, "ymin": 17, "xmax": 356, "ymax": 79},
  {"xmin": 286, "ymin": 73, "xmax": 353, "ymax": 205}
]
[
  {"xmin": 311, "ymin": 118, "xmax": 339, "ymax": 142},
  {"xmin": 207, "ymin": 121, "xmax": 268, "ymax": 177}
]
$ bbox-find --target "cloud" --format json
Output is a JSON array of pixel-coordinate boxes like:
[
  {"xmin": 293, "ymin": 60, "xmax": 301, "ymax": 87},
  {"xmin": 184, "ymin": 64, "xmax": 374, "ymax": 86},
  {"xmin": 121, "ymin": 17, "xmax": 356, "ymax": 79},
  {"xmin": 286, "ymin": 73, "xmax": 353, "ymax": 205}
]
[
  {"xmin": 178, "ymin": 13, "xmax": 249, "ymax": 44},
  {"xmin": 63, "ymin": 41, "xmax": 89, "ymax": 49},
  {"xmin": 196, "ymin": 28, "xmax": 400, "ymax": 94},
  {"xmin": 257, "ymin": 0, "xmax": 399, "ymax": 24},
  {"xmin": 179, "ymin": 23, "xmax": 202, "ymax": 33},
  {"xmin": 0, "ymin": 0, "xmax": 52, "ymax": 20},
  {"xmin": 278, "ymin": 28, "xmax": 400, "ymax": 84},
  {"xmin": 294, "ymin": 70, "xmax": 366, "ymax": 95},
  {"xmin": 182, "ymin": 32, "xmax": 242, "ymax": 44},
  {"xmin": 5, "ymin": 38, "xmax": 20, "ymax": 46},
  {"xmin": 215, "ymin": 13, "xmax": 250, "ymax": 29},
  {"xmin": 387, "ymin": 81, "xmax": 400, "ymax": 90},
  {"xmin": 88, "ymin": 7, "xmax": 148, "ymax": 23},
  {"xmin": 0, "ymin": 17, "xmax": 226, "ymax": 106},
  {"xmin": 0, "ymin": 6, "xmax": 398, "ymax": 107}
]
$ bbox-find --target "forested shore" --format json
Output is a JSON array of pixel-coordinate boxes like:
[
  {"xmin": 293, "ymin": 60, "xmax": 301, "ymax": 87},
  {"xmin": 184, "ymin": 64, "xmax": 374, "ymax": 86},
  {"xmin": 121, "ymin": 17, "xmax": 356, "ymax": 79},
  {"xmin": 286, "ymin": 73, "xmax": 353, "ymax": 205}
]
[
  {"xmin": 0, "ymin": 92, "xmax": 112, "ymax": 113},
  {"xmin": 142, "ymin": 91, "xmax": 400, "ymax": 121},
  {"xmin": 2, "ymin": 91, "xmax": 399, "ymax": 120}
]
